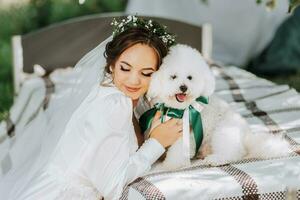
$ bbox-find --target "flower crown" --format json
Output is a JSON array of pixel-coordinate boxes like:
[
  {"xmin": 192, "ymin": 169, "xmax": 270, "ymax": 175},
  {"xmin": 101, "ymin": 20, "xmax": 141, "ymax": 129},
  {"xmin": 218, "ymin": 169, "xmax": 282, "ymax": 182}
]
[{"xmin": 110, "ymin": 15, "xmax": 176, "ymax": 47}]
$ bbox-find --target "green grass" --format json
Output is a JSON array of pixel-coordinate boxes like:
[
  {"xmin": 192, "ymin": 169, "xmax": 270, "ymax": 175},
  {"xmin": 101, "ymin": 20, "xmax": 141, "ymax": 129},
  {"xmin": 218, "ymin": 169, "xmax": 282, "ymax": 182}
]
[
  {"xmin": 263, "ymin": 72, "xmax": 300, "ymax": 92},
  {"xmin": 0, "ymin": 42, "xmax": 14, "ymax": 119}
]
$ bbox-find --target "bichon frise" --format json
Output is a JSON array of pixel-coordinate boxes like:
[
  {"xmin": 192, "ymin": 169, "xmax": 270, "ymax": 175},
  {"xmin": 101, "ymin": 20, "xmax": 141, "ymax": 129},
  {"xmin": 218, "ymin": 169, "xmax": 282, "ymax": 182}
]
[{"xmin": 141, "ymin": 44, "xmax": 292, "ymax": 171}]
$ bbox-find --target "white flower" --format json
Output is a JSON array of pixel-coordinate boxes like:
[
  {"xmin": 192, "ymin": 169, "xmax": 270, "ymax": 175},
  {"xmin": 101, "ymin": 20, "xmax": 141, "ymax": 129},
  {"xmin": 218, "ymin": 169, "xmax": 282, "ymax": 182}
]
[
  {"xmin": 148, "ymin": 20, "xmax": 153, "ymax": 27},
  {"xmin": 118, "ymin": 23, "xmax": 124, "ymax": 28},
  {"xmin": 133, "ymin": 16, "xmax": 137, "ymax": 22}
]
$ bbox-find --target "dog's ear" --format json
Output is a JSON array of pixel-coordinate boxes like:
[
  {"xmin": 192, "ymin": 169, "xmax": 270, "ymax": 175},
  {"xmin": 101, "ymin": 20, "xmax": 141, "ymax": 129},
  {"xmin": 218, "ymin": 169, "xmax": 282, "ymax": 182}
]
[
  {"xmin": 146, "ymin": 70, "xmax": 163, "ymax": 99},
  {"xmin": 202, "ymin": 62, "xmax": 216, "ymax": 96}
]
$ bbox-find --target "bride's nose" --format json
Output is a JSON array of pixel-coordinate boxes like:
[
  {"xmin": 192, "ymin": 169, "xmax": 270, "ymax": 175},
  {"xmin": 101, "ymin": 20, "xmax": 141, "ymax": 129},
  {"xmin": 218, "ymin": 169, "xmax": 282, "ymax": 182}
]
[{"xmin": 127, "ymin": 72, "xmax": 141, "ymax": 85}]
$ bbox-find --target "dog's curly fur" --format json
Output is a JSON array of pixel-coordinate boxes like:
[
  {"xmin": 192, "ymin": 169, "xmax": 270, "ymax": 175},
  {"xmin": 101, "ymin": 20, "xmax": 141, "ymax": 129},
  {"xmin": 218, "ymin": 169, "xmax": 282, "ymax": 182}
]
[{"xmin": 146, "ymin": 44, "xmax": 292, "ymax": 171}]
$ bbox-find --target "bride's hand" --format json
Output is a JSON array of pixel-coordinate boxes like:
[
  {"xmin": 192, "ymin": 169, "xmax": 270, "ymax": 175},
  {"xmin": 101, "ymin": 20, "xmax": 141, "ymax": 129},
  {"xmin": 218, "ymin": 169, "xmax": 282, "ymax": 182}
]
[{"xmin": 149, "ymin": 111, "xmax": 183, "ymax": 148}]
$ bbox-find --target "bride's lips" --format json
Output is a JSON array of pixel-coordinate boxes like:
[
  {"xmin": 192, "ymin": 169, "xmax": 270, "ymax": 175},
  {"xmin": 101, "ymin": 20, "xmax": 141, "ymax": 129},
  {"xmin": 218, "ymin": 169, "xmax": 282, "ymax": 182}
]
[{"xmin": 125, "ymin": 86, "xmax": 141, "ymax": 92}]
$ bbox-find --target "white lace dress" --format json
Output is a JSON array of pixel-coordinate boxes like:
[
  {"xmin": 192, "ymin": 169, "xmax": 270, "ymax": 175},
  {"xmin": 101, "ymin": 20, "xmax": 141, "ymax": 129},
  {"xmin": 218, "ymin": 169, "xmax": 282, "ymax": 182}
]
[{"xmin": 17, "ymin": 85, "xmax": 165, "ymax": 200}]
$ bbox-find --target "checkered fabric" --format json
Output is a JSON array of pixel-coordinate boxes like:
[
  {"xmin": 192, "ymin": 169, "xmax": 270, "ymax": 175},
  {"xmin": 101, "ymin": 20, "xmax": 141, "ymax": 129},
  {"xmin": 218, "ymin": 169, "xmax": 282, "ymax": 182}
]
[{"xmin": 120, "ymin": 63, "xmax": 300, "ymax": 200}]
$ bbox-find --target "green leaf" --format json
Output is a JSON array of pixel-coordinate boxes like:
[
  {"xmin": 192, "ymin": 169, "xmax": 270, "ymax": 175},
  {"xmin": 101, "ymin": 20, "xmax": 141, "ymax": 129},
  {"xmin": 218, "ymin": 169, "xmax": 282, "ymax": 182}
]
[{"xmin": 289, "ymin": 0, "xmax": 300, "ymax": 12}]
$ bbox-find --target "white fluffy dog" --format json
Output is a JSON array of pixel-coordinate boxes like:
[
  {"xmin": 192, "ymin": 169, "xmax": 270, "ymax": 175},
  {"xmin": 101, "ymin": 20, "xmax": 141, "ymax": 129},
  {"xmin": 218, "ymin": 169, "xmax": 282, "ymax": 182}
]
[{"xmin": 145, "ymin": 44, "xmax": 292, "ymax": 170}]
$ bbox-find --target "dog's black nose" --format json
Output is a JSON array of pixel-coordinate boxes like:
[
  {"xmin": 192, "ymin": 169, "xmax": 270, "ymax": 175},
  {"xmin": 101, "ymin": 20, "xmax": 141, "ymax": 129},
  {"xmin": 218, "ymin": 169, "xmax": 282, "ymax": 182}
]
[{"xmin": 179, "ymin": 85, "xmax": 188, "ymax": 92}]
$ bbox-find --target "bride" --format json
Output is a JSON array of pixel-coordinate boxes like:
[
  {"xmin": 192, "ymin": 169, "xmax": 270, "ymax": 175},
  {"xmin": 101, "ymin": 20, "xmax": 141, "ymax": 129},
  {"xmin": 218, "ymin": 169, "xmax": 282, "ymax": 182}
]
[{"xmin": 0, "ymin": 15, "xmax": 183, "ymax": 200}]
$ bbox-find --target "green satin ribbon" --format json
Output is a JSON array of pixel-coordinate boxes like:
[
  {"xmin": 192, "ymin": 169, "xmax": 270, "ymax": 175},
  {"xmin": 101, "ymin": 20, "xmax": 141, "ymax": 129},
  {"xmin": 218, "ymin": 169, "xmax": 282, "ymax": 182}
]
[{"xmin": 139, "ymin": 96, "xmax": 209, "ymax": 155}]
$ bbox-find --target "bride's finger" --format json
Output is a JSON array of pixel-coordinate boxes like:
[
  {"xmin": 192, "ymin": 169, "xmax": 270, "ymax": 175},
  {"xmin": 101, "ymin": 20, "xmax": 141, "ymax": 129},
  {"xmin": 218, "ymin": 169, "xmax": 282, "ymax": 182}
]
[
  {"xmin": 152, "ymin": 111, "xmax": 162, "ymax": 122},
  {"xmin": 150, "ymin": 111, "xmax": 162, "ymax": 132},
  {"xmin": 166, "ymin": 118, "xmax": 180, "ymax": 126},
  {"xmin": 176, "ymin": 124, "xmax": 183, "ymax": 132},
  {"xmin": 178, "ymin": 131, "xmax": 183, "ymax": 137},
  {"xmin": 176, "ymin": 119, "xmax": 183, "ymax": 126}
]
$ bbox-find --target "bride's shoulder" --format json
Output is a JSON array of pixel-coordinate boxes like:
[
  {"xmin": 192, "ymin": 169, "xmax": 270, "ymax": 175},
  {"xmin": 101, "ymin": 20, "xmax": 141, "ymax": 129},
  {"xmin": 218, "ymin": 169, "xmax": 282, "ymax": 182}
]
[
  {"xmin": 94, "ymin": 85, "xmax": 132, "ymax": 109},
  {"xmin": 68, "ymin": 84, "xmax": 132, "ymax": 131},
  {"xmin": 93, "ymin": 85, "xmax": 132, "ymax": 128}
]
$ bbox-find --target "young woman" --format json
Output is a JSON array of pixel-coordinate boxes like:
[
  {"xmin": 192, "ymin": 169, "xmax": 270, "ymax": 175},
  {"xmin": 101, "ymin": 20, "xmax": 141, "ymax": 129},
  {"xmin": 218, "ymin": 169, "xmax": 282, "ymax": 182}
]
[{"xmin": 0, "ymin": 16, "xmax": 183, "ymax": 200}]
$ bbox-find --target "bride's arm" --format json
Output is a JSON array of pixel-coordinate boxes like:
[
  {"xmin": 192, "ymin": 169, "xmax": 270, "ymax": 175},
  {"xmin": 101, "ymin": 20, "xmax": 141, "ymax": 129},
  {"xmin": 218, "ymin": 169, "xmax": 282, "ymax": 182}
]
[{"xmin": 82, "ymin": 93, "xmax": 165, "ymax": 200}]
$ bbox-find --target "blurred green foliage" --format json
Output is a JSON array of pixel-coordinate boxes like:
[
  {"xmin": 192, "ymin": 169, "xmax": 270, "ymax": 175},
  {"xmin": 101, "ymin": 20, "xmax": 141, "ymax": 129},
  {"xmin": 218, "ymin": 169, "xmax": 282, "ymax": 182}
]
[
  {"xmin": 0, "ymin": 0, "xmax": 127, "ymax": 121},
  {"xmin": 265, "ymin": 71, "xmax": 300, "ymax": 91}
]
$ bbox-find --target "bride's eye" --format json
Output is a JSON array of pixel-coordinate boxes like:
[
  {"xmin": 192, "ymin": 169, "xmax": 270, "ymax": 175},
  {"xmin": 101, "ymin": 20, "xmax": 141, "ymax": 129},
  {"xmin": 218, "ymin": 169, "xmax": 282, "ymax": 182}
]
[
  {"xmin": 120, "ymin": 65, "xmax": 130, "ymax": 71},
  {"xmin": 142, "ymin": 72, "xmax": 153, "ymax": 77}
]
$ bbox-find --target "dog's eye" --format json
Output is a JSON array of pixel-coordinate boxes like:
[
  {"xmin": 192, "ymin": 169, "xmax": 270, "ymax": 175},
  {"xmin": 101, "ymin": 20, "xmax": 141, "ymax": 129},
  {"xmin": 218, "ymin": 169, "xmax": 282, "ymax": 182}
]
[
  {"xmin": 170, "ymin": 75, "xmax": 177, "ymax": 80},
  {"xmin": 187, "ymin": 75, "xmax": 192, "ymax": 80}
]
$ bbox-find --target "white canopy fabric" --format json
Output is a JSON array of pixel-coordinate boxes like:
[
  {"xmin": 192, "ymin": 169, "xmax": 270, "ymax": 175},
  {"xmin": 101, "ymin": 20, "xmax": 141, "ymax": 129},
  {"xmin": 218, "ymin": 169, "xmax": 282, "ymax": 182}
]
[{"xmin": 126, "ymin": 0, "xmax": 289, "ymax": 67}]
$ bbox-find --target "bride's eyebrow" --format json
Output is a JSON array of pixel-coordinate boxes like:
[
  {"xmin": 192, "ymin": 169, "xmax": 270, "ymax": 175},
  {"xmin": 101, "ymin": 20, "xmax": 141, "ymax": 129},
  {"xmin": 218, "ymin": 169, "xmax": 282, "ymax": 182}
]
[{"xmin": 120, "ymin": 61, "xmax": 155, "ymax": 71}]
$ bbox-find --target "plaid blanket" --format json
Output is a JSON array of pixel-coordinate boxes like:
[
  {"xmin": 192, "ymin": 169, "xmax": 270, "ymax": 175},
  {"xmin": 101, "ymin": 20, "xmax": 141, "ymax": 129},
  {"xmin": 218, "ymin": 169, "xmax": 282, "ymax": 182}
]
[{"xmin": 120, "ymin": 63, "xmax": 300, "ymax": 200}]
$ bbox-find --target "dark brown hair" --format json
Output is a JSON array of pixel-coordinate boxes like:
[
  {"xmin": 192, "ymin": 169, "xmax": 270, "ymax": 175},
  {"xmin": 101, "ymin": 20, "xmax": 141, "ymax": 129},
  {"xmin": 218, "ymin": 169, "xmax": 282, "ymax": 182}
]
[{"xmin": 103, "ymin": 27, "xmax": 169, "ymax": 79}]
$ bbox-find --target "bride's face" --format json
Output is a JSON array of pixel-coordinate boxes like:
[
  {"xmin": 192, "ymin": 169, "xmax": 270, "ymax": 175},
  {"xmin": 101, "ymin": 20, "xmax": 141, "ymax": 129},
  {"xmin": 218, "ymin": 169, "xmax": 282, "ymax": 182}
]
[{"xmin": 111, "ymin": 43, "xmax": 158, "ymax": 100}]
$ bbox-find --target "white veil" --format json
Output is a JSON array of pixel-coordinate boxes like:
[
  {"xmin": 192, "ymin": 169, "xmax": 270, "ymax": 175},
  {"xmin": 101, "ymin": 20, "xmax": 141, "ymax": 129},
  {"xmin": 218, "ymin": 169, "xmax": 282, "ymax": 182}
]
[{"xmin": 0, "ymin": 36, "xmax": 113, "ymax": 199}]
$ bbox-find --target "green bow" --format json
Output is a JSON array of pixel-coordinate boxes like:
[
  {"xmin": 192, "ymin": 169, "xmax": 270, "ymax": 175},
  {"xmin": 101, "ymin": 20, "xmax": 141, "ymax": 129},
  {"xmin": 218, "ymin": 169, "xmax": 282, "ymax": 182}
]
[{"xmin": 139, "ymin": 96, "xmax": 209, "ymax": 156}]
